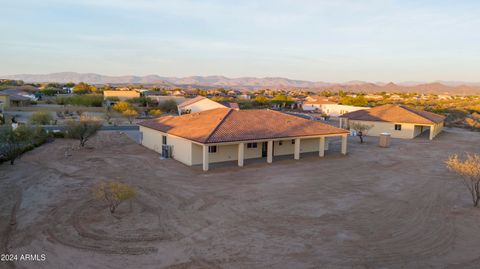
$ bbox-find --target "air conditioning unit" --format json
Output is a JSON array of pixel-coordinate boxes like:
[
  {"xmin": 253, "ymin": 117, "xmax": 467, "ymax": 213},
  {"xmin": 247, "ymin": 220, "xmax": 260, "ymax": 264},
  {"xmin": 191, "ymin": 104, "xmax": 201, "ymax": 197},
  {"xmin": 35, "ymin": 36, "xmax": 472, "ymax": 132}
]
[{"xmin": 161, "ymin": 144, "xmax": 173, "ymax": 158}]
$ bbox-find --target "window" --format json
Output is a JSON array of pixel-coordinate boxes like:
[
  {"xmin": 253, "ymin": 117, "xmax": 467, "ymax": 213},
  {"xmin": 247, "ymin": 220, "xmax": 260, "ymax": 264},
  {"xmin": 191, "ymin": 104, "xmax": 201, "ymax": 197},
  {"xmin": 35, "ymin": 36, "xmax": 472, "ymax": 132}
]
[
  {"xmin": 279, "ymin": 141, "xmax": 283, "ymax": 146},
  {"xmin": 291, "ymin": 139, "xmax": 295, "ymax": 144},
  {"xmin": 208, "ymin": 146, "xmax": 217, "ymax": 153},
  {"xmin": 247, "ymin": 143, "xmax": 257, "ymax": 148},
  {"xmin": 162, "ymin": 135, "xmax": 167, "ymax": 145},
  {"xmin": 395, "ymin": 124, "xmax": 402, "ymax": 131}
]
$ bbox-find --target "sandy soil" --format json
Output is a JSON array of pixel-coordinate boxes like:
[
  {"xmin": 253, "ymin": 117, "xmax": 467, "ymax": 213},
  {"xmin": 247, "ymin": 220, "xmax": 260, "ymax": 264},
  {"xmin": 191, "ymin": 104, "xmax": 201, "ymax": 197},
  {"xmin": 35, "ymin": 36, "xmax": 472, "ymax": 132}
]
[{"xmin": 1, "ymin": 129, "xmax": 480, "ymax": 269}]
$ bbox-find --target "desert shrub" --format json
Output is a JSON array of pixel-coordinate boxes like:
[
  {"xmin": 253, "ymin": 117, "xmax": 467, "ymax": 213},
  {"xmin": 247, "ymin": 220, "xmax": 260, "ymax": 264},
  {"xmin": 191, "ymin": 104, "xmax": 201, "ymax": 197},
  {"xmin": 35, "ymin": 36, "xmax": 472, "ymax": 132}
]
[
  {"xmin": 149, "ymin": 109, "xmax": 162, "ymax": 117},
  {"xmin": 65, "ymin": 115, "xmax": 102, "ymax": 147},
  {"xmin": 446, "ymin": 153, "xmax": 480, "ymax": 207},
  {"xmin": 122, "ymin": 109, "xmax": 139, "ymax": 124},
  {"xmin": 93, "ymin": 181, "xmax": 136, "ymax": 214},
  {"xmin": 0, "ymin": 125, "xmax": 49, "ymax": 164},
  {"xmin": 30, "ymin": 111, "xmax": 53, "ymax": 125},
  {"xmin": 158, "ymin": 99, "xmax": 178, "ymax": 113},
  {"xmin": 56, "ymin": 94, "xmax": 103, "ymax": 107},
  {"xmin": 112, "ymin": 101, "xmax": 132, "ymax": 113}
]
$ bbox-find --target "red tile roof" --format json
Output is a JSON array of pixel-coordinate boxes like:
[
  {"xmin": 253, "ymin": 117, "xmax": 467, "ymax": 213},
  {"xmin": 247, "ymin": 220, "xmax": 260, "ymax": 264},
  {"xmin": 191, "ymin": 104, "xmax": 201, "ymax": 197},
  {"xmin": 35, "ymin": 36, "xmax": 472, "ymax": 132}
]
[
  {"xmin": 340, "ymin": 104, "xmax": 445, "ymax": 124},
  {"xmin": 139, "ymin": 108, "xmax": 348, "ymax": 144}
]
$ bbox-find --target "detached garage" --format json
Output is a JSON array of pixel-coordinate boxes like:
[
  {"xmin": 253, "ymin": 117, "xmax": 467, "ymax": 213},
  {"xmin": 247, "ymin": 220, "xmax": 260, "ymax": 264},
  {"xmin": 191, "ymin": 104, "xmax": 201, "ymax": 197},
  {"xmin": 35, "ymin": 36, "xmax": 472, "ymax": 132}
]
[{"xmin": 339, "ymin": 104, "xmax": 445, "ymax": 140}]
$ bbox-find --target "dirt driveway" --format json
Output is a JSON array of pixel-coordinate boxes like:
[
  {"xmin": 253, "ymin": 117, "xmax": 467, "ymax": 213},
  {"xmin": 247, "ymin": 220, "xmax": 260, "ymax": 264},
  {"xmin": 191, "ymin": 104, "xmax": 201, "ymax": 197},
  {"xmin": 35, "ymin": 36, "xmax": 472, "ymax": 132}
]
[{"xmin": 1, "ymin": 128, "xmax": 480, "ymax": 269}]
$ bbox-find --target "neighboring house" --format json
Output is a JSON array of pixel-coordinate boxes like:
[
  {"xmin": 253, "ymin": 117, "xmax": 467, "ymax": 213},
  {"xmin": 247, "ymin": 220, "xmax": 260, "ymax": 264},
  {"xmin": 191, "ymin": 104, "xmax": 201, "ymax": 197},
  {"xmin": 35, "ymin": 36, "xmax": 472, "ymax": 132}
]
[
  {"xmin": 302, "ymin": 97, "xmax": 369, "ymax": 117},
  {"xmin": 0, "ymin": 90, "xmax": 35, "ymax": 107},
  {"xmin": 340, "ymin": 104, "xmax": 445, "ymax": 140},
  {"xmin": 177, "ymin": 96, "xmax": 228, "ymax": 115},
  {"xmin": 144, "ymin": 93, "xmax": 187, "ymax": 105},
  {"xmin": 302, "ymin": 98, "xmax": 336, "ymax": 111},
  {"xmin": 103, "ymin": 90, "xmax": 141, "ymax": 101},
  {"xmin": 139, "ymin": 108, "xmax": 349, "ymax": 171}
]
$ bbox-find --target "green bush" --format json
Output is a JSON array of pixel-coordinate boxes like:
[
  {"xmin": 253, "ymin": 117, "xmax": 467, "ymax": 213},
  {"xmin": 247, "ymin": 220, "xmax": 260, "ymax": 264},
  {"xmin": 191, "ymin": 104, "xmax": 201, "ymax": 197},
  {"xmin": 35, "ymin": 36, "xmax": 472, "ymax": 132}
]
[
  {"xmin": 0, "ymin": 125, "xmax": 49, "ymax": 164},
  {"xmin": 158, "ymin": 99, "xmax": 178, "ymax": 113},
  {"xmin": 30, "ymin": 111, "xmax": 53, "ymax": 125},
  {"xmin": 56, "ymin": 94, "xmax": 103, "ymax": 107}
]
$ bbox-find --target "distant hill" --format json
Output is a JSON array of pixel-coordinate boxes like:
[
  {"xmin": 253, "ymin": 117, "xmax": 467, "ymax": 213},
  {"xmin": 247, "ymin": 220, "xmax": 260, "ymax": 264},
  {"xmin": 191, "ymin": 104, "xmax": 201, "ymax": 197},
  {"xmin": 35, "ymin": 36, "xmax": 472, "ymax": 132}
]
[{"xmin": 2, "ymin": 72, "xmax": 480, "ymax": 94}]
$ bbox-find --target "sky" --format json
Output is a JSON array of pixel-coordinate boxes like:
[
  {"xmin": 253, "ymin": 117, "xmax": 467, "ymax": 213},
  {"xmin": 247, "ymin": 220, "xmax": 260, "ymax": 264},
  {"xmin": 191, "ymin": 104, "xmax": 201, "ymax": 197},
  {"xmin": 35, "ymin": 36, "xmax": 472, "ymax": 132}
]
[{"xmin": 1, "ymin": 0, "xmax": 480, "ymax": 82}]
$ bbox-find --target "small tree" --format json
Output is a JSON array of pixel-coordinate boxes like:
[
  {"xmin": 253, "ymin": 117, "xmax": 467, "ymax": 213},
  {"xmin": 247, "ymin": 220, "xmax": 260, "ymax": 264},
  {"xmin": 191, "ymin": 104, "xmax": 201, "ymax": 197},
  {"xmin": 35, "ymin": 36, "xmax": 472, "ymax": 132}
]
[
  {"xmin": 0, "ymin": 125, "xmax": 47, "ymax": 165},
  {"xmin": 122, "ymin": 109, "xmax": 138, "ymax": 124},
  {"xmin": 66, "ymin": 116, "xmax": 102, "ymax": 147},
  {"xmin": 112, "ymin": 101, "xmax": 131, "ymax": 113},
  {"xmin": 93, "ymin": 181, "xmax": 136, "ymax": 214},
  {"xmin": 446, "ymin": 153, "xmax": 480, "ymax": 207},
  {"xmin": 158, "ymin": 99, "xmax": 178, "ymax": 113},
  {"xmin": 30, "ymin": 111, "xmax": 53, "ymax": 125},
  {"xmin": 349, "ymin": 122, "xmax": 373, "ymax": 143},
  {"xmin": 149, "ymin": 109, "xmax": 162, "ymax": 117},
  {"xmin": 0, "ymin": 126, "xmax": 30, "ymax": 165}
]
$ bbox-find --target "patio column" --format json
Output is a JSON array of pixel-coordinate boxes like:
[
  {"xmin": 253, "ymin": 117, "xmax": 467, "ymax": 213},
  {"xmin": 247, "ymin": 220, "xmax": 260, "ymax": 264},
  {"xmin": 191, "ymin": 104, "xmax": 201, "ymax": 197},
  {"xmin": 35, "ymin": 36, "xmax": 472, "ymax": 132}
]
[
  {"xmin": 319, "ymin": 137, "xmax": 325, "ymax": 157},
  {"xmin": 202, "ymin": 145, "xmax": 209, "ymax": 171},
  {"xmin": 429, "ymin": 124, "xmax": 435, "ymax": 140},
  {"xmin": 267, "ymin": 140, "xmax": 273, "ymax": 163},
  {"xmin": 238, "ymin": 143, "xmax": 244, "ymax": 167},
  {"xmin": 294, "ymin": 138, "xmax": 300, "ymax": 160},
  {"xmin": 341, "ymin": 135, "xmax": 348, "ymax": 155}
]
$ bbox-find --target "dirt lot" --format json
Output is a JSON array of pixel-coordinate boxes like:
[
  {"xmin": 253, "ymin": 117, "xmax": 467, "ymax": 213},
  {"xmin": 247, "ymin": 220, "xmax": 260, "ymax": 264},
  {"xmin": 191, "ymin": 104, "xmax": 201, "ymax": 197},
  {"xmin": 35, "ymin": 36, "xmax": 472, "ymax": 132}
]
[{"xmin": 1, "ymin": 128, "xmax": 480, "ymax": 269}]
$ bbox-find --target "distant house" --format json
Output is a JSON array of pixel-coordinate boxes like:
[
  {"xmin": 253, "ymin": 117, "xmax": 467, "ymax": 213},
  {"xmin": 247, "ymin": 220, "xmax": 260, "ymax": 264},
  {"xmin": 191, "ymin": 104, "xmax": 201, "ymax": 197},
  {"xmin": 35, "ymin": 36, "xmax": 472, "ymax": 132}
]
[
  {"xmin": 177, "ymin": 96, "xmax": 228, "ymax": 115},
  {"xmin": 340, "ymin": 104, "xmax": 445, "ymax": 140},
  {"xmin": 138, "ymin": 108, "xmax": 349, "ymax": 171},
  {"xmin": 302, "ymin": 96, "xmax": 368, "ymax": 116},
  {"xmin": 0, "ymin": 89, "xmax": 36, "ymax": 107},
  {"xmin": 103, "ymin": 90, "xmax": 140, "ymax": 101}
]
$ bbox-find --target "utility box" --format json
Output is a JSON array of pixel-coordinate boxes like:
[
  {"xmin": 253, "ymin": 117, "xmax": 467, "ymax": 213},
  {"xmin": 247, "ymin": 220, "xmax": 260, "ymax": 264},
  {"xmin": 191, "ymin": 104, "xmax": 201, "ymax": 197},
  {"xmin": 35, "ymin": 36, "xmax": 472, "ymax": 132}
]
[{"xmin": 379, "ymin": 133, "xmax": 391, "ymax": 148}]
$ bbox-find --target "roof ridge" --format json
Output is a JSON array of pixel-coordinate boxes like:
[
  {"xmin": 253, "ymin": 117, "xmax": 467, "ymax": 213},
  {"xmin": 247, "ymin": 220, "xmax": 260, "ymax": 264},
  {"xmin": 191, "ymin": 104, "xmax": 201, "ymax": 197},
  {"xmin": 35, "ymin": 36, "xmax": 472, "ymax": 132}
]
[
  {"xmin": 177, "ymin": 95, "xmax": 206, "ymax": 108},
  {"xmin": 398, "ymin": 105, "xmax": 436, "ymax": 123},
  {"xmin": 204, "ymin": 108, "xmax": 233, "ymax": 143}
]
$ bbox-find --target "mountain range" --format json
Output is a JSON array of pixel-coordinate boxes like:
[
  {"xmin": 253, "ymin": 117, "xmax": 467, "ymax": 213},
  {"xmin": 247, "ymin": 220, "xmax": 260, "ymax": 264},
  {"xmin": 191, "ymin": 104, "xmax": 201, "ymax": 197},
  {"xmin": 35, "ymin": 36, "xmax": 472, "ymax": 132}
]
[{"xmin": 3, "ymin": 72, "xmax": 480, "ymax": 94}]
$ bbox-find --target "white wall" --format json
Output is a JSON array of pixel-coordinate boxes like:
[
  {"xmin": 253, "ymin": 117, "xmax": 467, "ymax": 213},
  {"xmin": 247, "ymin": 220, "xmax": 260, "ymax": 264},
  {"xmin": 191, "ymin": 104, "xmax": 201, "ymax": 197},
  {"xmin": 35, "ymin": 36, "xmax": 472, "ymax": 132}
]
[
  {"xmin": 179, "ymin": 98, "xmax": 226, "ymax": 114},
  {"xmin": 348, "ymin": 120, "xmax": 422, "ymax": 139}
]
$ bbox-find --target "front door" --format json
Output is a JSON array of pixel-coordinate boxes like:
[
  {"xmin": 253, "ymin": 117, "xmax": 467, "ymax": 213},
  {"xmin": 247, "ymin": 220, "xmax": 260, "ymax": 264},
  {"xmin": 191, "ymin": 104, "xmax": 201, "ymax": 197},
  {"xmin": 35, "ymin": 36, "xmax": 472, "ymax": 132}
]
[{"xmin": 262, "ymin": 142, "xmax": 268, "ymax": 157}]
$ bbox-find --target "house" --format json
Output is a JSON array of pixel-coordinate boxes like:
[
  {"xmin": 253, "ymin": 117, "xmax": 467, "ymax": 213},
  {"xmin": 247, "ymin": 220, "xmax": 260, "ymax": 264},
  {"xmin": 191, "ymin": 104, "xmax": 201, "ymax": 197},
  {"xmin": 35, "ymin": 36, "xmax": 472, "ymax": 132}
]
[
  {"xmin": 139, "ymin": 108, "xmax": 349, "ymax": 171},
  {"xmin": 0, "ymin": 90, "xmax": 35, "ymax": 107},
  {"xmin": 103, "ymin": 90, "xmax": 141, "ymax": 101},
  {"xmin": 302, "ymin": 97, "xmax": 336, "ymax": 111},
  {"xmin": 302, "ymin": 96, "xmax": 369, "ymax": 116},
  {"xmin": 339, "ymin": 104, "xmax": 445, "ymax": 140},
  {"xmin": 177, "ymin": 96, "xmax": 228, "ymax": 115}
]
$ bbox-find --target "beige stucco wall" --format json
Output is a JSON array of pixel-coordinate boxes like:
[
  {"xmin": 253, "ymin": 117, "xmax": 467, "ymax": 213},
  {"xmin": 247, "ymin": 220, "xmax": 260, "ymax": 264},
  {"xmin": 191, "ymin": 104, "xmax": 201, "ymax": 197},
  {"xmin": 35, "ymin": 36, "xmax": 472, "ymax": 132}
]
[
  {"xmin": 191, "ymin": 143, "xmax": 263, "ymax": 165},
  {"xmin": 273, "ymin": 138, "xmax": 320, "ymax": 156},
  {"xmin": 180, "ymin": 98, "xmax": 226, "ymax": 114},
  {"xmin": 140, "ymin": 126, "xmax": 193, "ymax": 165},
  {"xmin": 103, "ymin": 90, "xmax": 140, "ymax": 100},
  {"xmin": 348, "ymin": 120, "xmax": 420, "ymax": 139}
]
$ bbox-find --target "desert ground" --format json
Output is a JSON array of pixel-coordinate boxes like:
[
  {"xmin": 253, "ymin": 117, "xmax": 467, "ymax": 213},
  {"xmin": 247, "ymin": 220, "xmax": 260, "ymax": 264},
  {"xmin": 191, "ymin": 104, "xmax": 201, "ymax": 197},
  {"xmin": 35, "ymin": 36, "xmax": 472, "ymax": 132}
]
[{"xmin": 1, "ymin": 128, "xmax": 480, "ymax": 269}]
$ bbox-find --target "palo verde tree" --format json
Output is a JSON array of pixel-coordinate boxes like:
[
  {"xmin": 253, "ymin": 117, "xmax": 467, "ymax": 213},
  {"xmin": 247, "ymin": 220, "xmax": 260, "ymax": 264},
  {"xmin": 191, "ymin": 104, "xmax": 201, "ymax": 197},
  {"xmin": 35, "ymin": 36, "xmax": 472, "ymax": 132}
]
[
  {"xmin": 446, "ymin": 153, "xmax": 480, "ymax": 207},
  {"xmin": 122, "ymin": 109, "xmax": 139, "ymax": 124},
  {"xmin": 349, "ymin": 122, "xmax": 373, "ymax": 143},
  {"xmin": 65, "ymin": 115, "xmax": 102, "ymax": 147},
  {"xmin": 93, "ymin": 181, "xmax": 136, "ymax": 214}
]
